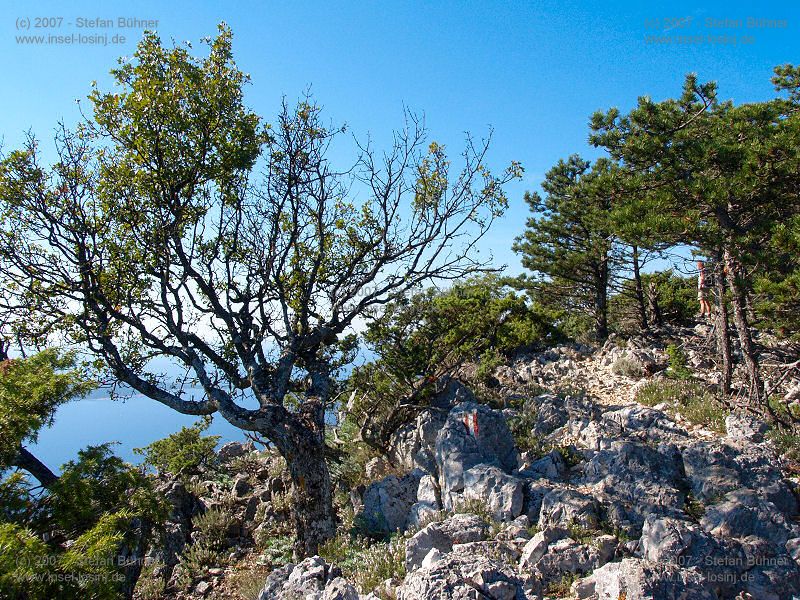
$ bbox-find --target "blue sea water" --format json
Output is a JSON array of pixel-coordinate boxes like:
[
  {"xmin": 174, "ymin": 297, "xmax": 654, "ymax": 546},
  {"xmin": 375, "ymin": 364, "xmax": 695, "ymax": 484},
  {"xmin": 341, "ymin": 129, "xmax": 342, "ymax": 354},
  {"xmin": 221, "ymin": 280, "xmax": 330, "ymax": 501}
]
[
  {"xmin": 29, "ymin": 391, "xmax": 253, "ymax": 474},
  {"xmin": 25, "ymin": 350, "xmax": 371, "ymax": 474}
]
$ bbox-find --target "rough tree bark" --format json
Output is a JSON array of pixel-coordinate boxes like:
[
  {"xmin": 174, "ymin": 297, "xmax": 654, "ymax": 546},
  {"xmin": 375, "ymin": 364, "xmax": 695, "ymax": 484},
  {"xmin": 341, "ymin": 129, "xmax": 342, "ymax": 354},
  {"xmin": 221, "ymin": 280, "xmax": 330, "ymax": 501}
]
[
  {"xmin": 286, "ymin": 440, "xmax": 336, "ymax": 556},
  {"xmin": 712, "ymin": 255, "xmax": 733, "ymax": 395},
  {"xmin": 594, "ymin": 255, "xmax": 610, "ymax": 340},
  {"xmin": 279, "ymin": 397, "xmax": 336, "ymax": 557},
  {"xmin": 647, "ymin": 280, "xmax": 663, "ymax": 327},
  {"xmin": 632, "ymin": 245, "xmax": 649, "ymax": 331},
  {"xmin": 724, "ymin": 247, "xmax": 764, "ymax": 402}
]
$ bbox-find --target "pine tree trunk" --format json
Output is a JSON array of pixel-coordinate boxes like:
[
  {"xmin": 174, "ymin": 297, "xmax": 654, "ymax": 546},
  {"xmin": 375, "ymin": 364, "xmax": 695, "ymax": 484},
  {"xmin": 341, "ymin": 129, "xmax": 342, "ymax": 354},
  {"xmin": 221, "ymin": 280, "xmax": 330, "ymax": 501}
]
[
  {"xmin": 595, "ymin": 256, "xmax": 609, "ymax": 340},
  {"xmin": 741, "ymin": 263, "xmax": 757, "ymax": 323},
  {"xmin": 632, "ymin": 245, "xmax": 649, "ymax": 331},
  {"xmin": 712, "ymin": 257, "xmax": 733, "ymax": 395},
  {"xmin": 724, "ymin": 248, "xmax": 764, "ymax": 402},
  {"xmin": 647, "ymin": 280, "xmax": 663, "ymax": 326}
]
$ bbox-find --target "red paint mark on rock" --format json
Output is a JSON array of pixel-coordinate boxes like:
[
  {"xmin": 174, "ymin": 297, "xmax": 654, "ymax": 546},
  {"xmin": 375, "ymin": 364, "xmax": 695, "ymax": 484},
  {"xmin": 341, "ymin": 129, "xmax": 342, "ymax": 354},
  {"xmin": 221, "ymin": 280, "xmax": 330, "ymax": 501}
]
[{"xmin": 462, "ymin": 411, "xmax": 479, "ymax": 436}]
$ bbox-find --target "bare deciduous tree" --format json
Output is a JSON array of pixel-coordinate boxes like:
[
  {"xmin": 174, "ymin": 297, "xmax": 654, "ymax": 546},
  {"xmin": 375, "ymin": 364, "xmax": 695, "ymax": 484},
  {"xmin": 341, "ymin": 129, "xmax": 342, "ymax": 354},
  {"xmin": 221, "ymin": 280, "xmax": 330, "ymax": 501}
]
[{"xmin": 0, "ymin": 26, "xmax": 521, "ymax": 555}]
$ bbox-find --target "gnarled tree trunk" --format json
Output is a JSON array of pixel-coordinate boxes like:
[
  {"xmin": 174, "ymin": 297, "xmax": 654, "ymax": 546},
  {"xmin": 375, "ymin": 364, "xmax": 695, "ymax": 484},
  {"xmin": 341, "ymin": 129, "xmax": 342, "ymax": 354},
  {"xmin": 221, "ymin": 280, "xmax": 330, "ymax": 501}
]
[
  {"xmin": 285, "ymin": 439, "xmax": 337, "ymax": 558},
  {"xmin": 724, "ymin": 248, "xmax": 764, "ymax": 402},
  {"xmin": 273, "ymin": 395, "xmax": 337, "ymax": 558}
]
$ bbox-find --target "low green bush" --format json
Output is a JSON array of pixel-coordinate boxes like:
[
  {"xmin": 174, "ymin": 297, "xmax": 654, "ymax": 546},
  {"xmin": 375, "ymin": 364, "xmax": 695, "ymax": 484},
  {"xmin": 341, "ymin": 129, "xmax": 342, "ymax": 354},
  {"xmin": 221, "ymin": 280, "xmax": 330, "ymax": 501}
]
[
  {"xmin": 666, "ymin": 344, "xmax": 692, "ymax": 380},
  {"xmin": 174, "ymin": 543, "xmax": 223, "ymax": 588},
  {"xmin": 506, "ymin": 407, "xmax": 540, "ymax": 453},
  {"xmin": 636, "ymin": 380, "xmax": 726, "ymax": 433},
  {"xmin": 475, "ymin": 348, "xmax": 505, "ymax": 385},
  {"xmin": 347, "ymin": 274, "xmax": 555, "ymax": 453},
  {"xmin": 49, "ymin": 443, "xmax": 166, "ymax": 535},
  {"xmin": 0, "ymin": 443, "xmax": 166, "ymax": 599},
  {"xmin": 452, "ymin": 497, "xmax": 495, "ymax": 524},
  {"xmin": 257, "ymin": 534, "xmax": 294, "ymax": 566},
  {"xmin": 230, "ymin": 566, "xmax": 271, "ymax": 600},
  {"xmin": 320, "ymin": 533, "xmax": 407, "ymax": 596},
  {"xmin": 192, "ymin": 508, "xmax": 237, "ymax": 552},
  {"xmin": 684, "ymin": 492, "xmax": 706, "ymax": 521},
  {"xmin": 134, "ymin": 561, "xmax": 167, "ymax": 600},
  {"xmin": 768, "ymin": 428, "xmax": 800, "ymax": 462},
  {"xmin": 327, "ymin": 417, "xmax": 382, "ymax": 491},
  {"xmin": 134, "ymin": 417, "xmax": 220, "ymax": 477},
  {"xmin": 545, "ymin": 572, "xmax": 579, "ymax": 597},
  {"xmin": 611, "ymin": 356, "xmax": 644, "ymax": 378},
  {"xmin": 0, "ymin": 511, "xmax": 137, "ymax": 600}
]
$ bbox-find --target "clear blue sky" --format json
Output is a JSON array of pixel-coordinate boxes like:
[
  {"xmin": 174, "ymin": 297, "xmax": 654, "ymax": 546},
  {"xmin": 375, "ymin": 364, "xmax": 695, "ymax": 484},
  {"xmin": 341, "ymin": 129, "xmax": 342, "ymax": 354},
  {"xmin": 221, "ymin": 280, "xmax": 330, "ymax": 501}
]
[{"xmin": 1, "ymin": 0, "xmax": 797, "ymax": 275}]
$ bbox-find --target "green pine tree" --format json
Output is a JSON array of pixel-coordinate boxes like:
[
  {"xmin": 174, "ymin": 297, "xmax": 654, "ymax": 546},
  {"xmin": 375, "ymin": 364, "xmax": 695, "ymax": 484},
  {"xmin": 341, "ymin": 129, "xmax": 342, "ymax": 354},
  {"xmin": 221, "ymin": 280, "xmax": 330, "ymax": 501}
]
[{"xmin": 513, "ymin": 155, "xmax": 623, "ymax": 341}]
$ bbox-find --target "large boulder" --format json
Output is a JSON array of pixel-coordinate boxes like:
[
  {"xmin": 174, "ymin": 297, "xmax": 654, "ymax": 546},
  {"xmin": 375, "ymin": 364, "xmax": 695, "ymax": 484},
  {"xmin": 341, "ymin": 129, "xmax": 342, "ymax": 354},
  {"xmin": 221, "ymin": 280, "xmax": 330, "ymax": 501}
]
[
  {"xmin": 518, "ymin": 449, "xmax": 568, "ymax": 481},
  {"xmin": 389, "ymin": 411, "xmax": 448, "ymax": 474},
  {"xmin": 322, "ymin": 577, "xmax": 359, "ymax": 600},
  {"xmin": 700, "ymin": 488, "xmax": 800, "ymax": 546},
  {"xmin": 495, "ymin": 515, "xmax": 534, "ymax": 542},
  {"xmin": 641, "ymin": 530, "xmax": 800, "ymax": 600},
  {"xmin": 521, "ymin": 480, "xmax": 556, "ymax": 523},
  {"xmin": 725, "ymin": 412, "xmax": 769, "ymax": 443},
  {"xmin": 462, "ymin": 464, "xmax": 524, "ymax": 522},
  {"xmin": 681, "ymin": 440, "xmax": 797, "ymax": 516},
  {"xmin": 526, "ymin": 393, "xmax": 569, "ymax": 437},
  {"xmin": 735, "ymin": 535, "xmax": 800, "ymax": 600},
  {"xmin": 639, "ymin": 515, "xmax": 722, "ymax": 568},
  {"xmin": 217, "ymin": 440, "xmax": 256, "ymax": 463},
  {"xmin": 639, "ymin": 515, "xmax": 745, "ymax": 598},
  {"xmin": 601, "ymin": 405, "xmax": 688, "ymax": 443},
  {"xmin": 389, "ymin": 379, "xmax": 474, "ymax": 473},
  {"xmin": 572, "ymin": 558, "xmax": 716, "ymax": 600},
  {"xmin": 258, "ymin": 556, "xmax": 343, "ymax": 600},
  {"xmin": 147, "ymin": 479, "xmax": 203, "ymax": 572},
  {"xmin": 566, "ymin": 402, "xmax": 687, "ymax": 452},
  {"xmin": 435, "ymin": 402, "xmax": 518, "ymax": 510},
  {"xmin": 579, "ymin": 440, "xmax": 687, "ymax": 535},
  {"xmin": 526, "ymin": 537, "xmax": 614, "ymax": 593},
  {"xmin": 450, "ymin": 540, "xmax": 523, "ymax": 566},
  {"xmin": 405, "ymin": 526, "xmax": 454, "ymax": 573},
  {"xmin": 437, "ymin": 514, "xmax": 490, "ymax": 542},
  {"xmin": 405, "ymin": 513, "xmax": 490, "ymax": 572},
  {"xmin": 519, "ymin": 527, "xmax": 568, "ymax": 569},
  {"xmin": 397, "ymin": 552, "xmax": 526, "ymax": 600},
  {"xmin": 406, "ymin": 502, "xmax": 441, "ymax": 531},
  {"xmin": 359, "ymin": 469, "xmax": 423, "ymax": 534},
  {"xmin": 407, "ymin": 475, "xmax": 443, "ymax": 530},
  {"xmin": 537, "ymin": 487, "xmax": 599, "ymax": 530}
]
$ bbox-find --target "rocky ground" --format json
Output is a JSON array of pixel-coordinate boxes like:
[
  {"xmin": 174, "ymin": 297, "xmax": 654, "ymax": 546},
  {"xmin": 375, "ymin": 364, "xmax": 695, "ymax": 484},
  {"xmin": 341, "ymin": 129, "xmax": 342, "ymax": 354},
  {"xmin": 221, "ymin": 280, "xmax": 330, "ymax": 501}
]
[
  {"xmin": 138, "ymin": 328, "xmax": 800, "ymax": 600},
  {"xmin": 498, "ymin": 324, "xmax": 799, "ymax": 410}
]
